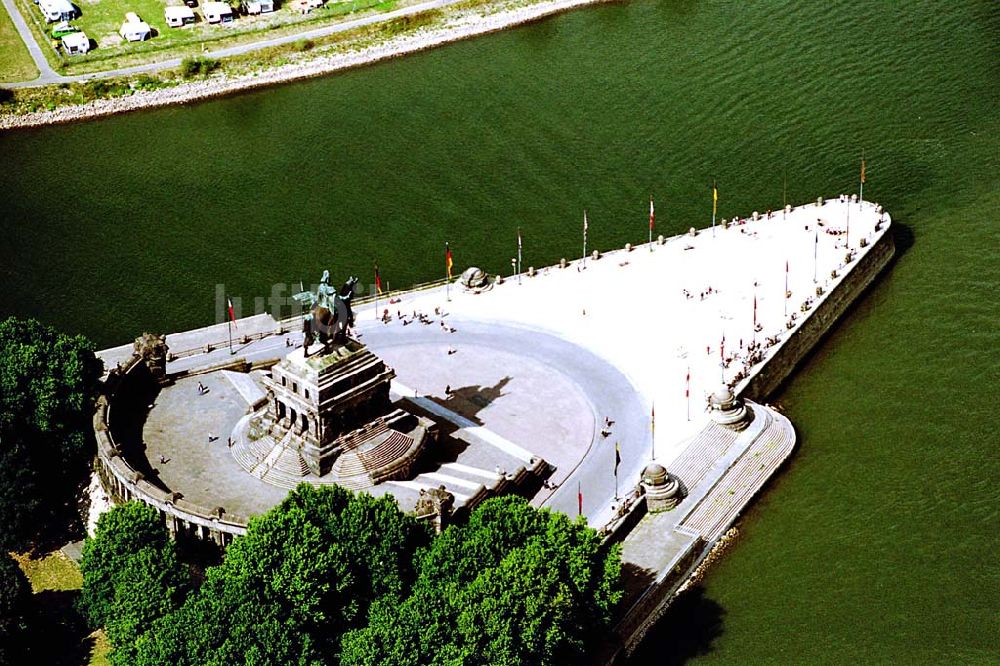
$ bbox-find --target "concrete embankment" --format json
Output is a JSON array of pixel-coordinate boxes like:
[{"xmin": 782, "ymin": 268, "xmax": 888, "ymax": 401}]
[
  {"xmin": 741, "ymin": 222, "xmax": 895, "ymax": 400},
  {"xmin": 601, "ymin": 213, "xmax": 895, "ymax": 663},
  {"xmin": 0, "ymin": 0, "xmax": 612, "ymax": 131}
]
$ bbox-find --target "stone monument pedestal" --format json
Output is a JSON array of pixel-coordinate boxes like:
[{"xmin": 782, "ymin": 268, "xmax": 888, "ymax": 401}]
[
  {"xmin": 641, "ymin": 463, "xmax": 682, "ymax": 512},
  {"xmin": 709, "ymin": 385, "xmax": 750, "ymax": 430}
]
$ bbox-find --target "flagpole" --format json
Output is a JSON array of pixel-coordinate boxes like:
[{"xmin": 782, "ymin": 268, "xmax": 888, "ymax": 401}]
[
  {"xmin": 517, "ymin": 227, "xmax": 522, "ymax": 285},
  {"xmin": 859, "ymin": 150, "xmax": 865, "ymax": 204},
  {"xmin": 227, "ymin": 296, "xmax": 234, "ymax": 355},
  {"xmin": 845, "ymin": 198, "xmax": 850, "ymax": 249},
  {"xmin": 650, "ymin": 403, "xmax": 655, "ymax": 461},
  {"xmin": 686, "ymin": 367, "xmax": 691, "ymax": 421},
  {"xmin": 813, "ymin": 229, "xmax": 819, "ymax": 283},
  {"xmin": 720, "ymin": 332, "xmax": 725, "ymax": 384},
  {"xmin": 445, "ymin": 242, "xmax": 451, "ymax": 302},
  {"xmin": 649, "ymin": 195, "xmax": 653, "ymax": 251},
  {"xmin": 712, "ymin": 180, "xmax": 717, "ymax": 237}
]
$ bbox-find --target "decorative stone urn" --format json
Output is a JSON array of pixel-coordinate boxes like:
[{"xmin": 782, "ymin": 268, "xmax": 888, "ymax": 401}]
[
  {"xmin": 641, "ymin": 463, "xmax": 681, "ymax": 512},
  {"xmin": 709, "ymin": 385, "xmax": 749, "ymax": 430}
]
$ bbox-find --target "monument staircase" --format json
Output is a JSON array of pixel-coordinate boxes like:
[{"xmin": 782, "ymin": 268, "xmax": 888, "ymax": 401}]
[
  {"xmin": 679, "ymin": 407, "xmax": 795, "ymax": 541},
  {"xmin": 231, "ymin": 409, "xmax": 430, "ymax": 492},
  {"xmin": 231, "ymin": 427, "xmax": 312, "ymax": 489},
  {"xmin": 390, "ymin": 459, "xmax": 525, "ymax": 512},
  {"xmin": 668, "ymin": 424, "xmax": 740, "ymax": 493}
]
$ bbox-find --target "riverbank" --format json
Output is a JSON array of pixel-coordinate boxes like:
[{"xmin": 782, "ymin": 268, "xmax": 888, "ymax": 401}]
[{"xmin": 0, "ymin": 0, "xmax": 611, "ymax": 131}]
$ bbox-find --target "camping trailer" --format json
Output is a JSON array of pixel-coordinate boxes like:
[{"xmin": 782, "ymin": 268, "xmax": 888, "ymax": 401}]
[
  {"xmin": 243, "ymin": 0, "xmax": 274, "ymax": 14},
  {"xmin": 165, "ymin": 5, "xmax": 196, "ymax": 27},
  {"xmin": 119, "ymin": 12, "xmax": 151, "ymax": 41},
  {"xmin": 61, "ymin": 31, "xmax": 89, "ymax": 54},
  {"xmin": 203, "ymin": 2, "xmax": 234, "ymax": 23},
  {"xmin": 38, "ymin": 0, "xmax": 77, "ymax": 23}
]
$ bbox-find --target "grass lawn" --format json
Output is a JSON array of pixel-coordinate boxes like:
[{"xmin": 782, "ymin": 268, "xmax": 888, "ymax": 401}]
[
  {"xmin": 14, "ymin": 0, "xmax": 418, "ymax": 75},
  {"xmin": 0, "ymin": 2, "xmax": 39, "ymax": 82},
  {"xmin": 12, "ymin": 550, "xmax": 111, "ymax": 666}
]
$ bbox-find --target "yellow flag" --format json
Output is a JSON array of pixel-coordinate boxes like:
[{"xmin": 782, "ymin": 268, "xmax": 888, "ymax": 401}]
[
  {"xmin": 712, "ymin": 185, "xmax": 718, "ymax": 216},
  {"xmin": 860, "ymin": 159, "xmax": 866, "ymax": 184}
]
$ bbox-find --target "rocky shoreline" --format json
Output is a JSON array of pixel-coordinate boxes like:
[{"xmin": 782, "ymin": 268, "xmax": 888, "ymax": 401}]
[{"xmin": 0, "ymin": 0, "xmax": 609, "ymax": 131}]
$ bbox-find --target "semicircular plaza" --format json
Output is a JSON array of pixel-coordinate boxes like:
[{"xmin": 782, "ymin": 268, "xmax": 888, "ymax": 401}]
[
  {"xmin": 356, "ymin": 316, "xmax": 651, "ymax": 518},
  {"xmin": 113, "ymin": 317, "xmax": 647, "ymax": 530}
]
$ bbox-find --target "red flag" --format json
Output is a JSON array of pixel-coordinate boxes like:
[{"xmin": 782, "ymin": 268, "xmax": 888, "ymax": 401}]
[
  {"xmin": 577, "ymin": 481, "xmax": 583, "ymax": 516},
  {"xmin": 374, "ymin": 263, "xmax": 383, "ymax": 295},
  {"xmin": 227, "ymin": 298, "xmax": 237, "ymax": 328},
  {"xmin": 651, "ymin": 403, "xmax": 655, "ymax": 435},
  {"xmin": 753, "ymin": 294, "xmax": 757, "ymax": 328},
  {"xmin": 685, "ymin": 368, "xmax": 690, "ymax": 398},
  {"xmin": 445, "ymin": 243, "xmax": 454, "ymax": 280},
  {"xmin": 649, "ymin": 196, "xmax": 655, "ymax": 232},
  {"xmin": 721, "ymin": 334, "xmax": 725, "ymax": 361}
]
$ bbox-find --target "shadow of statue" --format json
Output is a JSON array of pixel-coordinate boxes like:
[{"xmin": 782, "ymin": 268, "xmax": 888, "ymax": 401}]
[
  {"xmin": 626, "ymin": 585, "xmax": 725, "ymax": 665},
  {"xmin": 434, "ymin": 376, "xmax": 512, "ymax": 426}
]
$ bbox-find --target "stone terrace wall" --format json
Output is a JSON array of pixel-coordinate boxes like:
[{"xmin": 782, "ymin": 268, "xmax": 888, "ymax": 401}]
[
  {"xmin": 94, "ymin": 358, "xmax": 249, "ymax": 546},
  {"xmin": 741, "ymin": 223, "xmax": 896, "ymax": 401}
]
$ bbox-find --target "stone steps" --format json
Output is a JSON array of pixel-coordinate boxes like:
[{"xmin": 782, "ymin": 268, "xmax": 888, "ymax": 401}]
[
  {"xmin": 331, "ymin": 449, "xmax": 369, "ymax": 479},
  {"xmin": 335, "ymin": 419, "xmax": 390, "ymax": 453},
  {"xmin": 438, "ymin": 462, "xmax": 503, "ymax": 485},
  {"xmin": 668, "ymin": 425, "xmax": 739, "ymax": 490},
  {"xmin": 680, "ymin": 411, "xmax": 794, "ymax": 541},
  {"xmin": 358, "ymin": 431, "xmax": 414, "ymax": 471}
]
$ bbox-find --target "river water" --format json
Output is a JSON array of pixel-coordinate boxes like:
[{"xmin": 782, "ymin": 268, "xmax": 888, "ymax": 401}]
[{"xmin": 1, "ymin": 0, "xmax": 997, "ymax": 662}]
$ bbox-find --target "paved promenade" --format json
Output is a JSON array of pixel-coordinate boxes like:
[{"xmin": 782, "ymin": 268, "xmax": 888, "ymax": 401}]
[
  {"xmin": 355, "ymin": 198, "xmax": 886, "ymax": 527},
  {"xmin": 97, "ymin": 197, "xmax": 888, "ymax": 532}
]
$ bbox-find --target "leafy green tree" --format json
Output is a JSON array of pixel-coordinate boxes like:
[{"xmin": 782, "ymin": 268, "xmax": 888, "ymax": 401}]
[
  {"xmin": 0, "ymin": 317, "xmax": 102, "ymax": 550},
  {"xmin": 456, "ymin": 541, "xmax": 584, "ymax": 665},
  {"xmin": 341, "ymin": 496, "xmax": 623, "ymax": 666},
  {"xmin": 0, "ymin": 552, "xmax": 31, "ymax": 664},
  {"xmin": 78, "ymin": 501, "xmax": 189, "ymax": 664},
  {"xmin": 134, "ymin": 484, "xmax": 430, "ymax": 665}
]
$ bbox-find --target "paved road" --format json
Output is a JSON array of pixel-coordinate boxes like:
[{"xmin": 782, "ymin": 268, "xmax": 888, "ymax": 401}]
[
  {"xmin": 0, "ymin": 0, "xmax": 60, "ymax": 84},
  {"xmin": 2, "ymin": 0, "xmax": 461, "ymax": 89}
]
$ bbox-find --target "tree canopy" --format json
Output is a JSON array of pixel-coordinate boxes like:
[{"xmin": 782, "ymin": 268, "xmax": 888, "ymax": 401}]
[
  {"xmin": 133, "ymin": 484, "xmax": 432, "ymax": 666},
  {"xmin": 341, "ymin": 495, "xmax": 622, "ymax": 666},
  {"xmin": 94, "ymin": 487, "xmax": 621, "ymax": 665},
  {"xmin": 77, "ymin": 501, "xmax": 190, "ymax": 666},
  {"xmin": 0, "ymin": 317, "xmax": 102, "ymax": 550}
]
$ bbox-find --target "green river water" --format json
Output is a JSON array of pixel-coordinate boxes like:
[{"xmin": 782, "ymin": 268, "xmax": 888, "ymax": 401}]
[{"xmin": 1, "ymin": 0, "xmax": 997, "ymax": 662}]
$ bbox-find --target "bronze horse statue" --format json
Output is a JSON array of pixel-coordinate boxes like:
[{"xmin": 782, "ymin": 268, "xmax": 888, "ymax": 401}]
[{"xmin": 296, "ymin": 274, "xmax": 359, "ymax": 352}]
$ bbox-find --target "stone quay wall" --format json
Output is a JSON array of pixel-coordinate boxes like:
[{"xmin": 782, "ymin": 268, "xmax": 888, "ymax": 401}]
[
  {"xmin": 93, "ymin": 357, "xmax": 250, "ymax": 546},
  {"xmin": 741, "ymin": 220, "xmax": 896, "ymax": 401}
]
